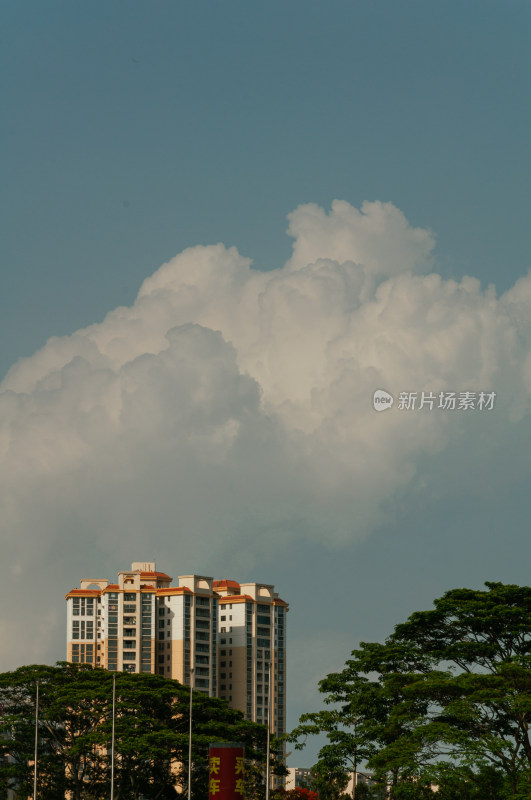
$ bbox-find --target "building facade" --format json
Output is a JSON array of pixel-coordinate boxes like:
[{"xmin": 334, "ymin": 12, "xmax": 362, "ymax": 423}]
[{"xmin": 65, "ymin": 562, "xmax": 287, "ymax": 738}]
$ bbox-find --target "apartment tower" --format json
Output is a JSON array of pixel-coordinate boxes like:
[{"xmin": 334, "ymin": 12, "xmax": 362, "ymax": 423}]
[{"xmin": 65, "ymin": 562, "xmax": 287, "ymax": 736}]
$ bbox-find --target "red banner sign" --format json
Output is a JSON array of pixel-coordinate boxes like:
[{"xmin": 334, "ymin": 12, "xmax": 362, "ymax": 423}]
[{"xmin": 209, "ymin": 742, "xmax": 245, "ymax": 800}]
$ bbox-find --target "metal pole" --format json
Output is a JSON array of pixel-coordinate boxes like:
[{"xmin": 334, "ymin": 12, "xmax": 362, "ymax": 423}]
[
  {"xmin": 265, "ymin": 662, "xmax": 271, "ymax": 800},
  {"xmin": 33, "ymin": 680, "xmax": 39, "ymax": 800},
  {"xmin": 352, "ymin": 718, "xmax": 357, "ymax": 800},
  {"xmin": 110, "ymin": 674, "xmax": 116, "ymax": 800},
  {"xmin": 187, "ymin": 668, "xmax": 194, "ymax": 800}
]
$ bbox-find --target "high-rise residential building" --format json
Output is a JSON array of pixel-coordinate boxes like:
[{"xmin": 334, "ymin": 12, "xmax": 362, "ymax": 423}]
[
  {"xmin": 213, "ymin": 580, "xmax": 287, "ymax": 739},
  {"xmin": 65, "ymin": 562, "xmax": 287, "ymax": 737}
]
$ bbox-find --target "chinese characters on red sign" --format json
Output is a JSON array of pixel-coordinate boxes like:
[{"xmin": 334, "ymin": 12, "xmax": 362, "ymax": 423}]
[{"xmin": 209, "ymin": 743, "xmax": 245, "ymax": 800}]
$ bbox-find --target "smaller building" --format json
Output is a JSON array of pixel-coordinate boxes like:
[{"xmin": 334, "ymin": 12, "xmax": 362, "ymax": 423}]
[
  {"xmin": 285, "ymin": 767, "xmax": 313, "ymax": 790},
  {"xmin": 286, "ymin": 767, "xmax": 381, "ymax": 794}
]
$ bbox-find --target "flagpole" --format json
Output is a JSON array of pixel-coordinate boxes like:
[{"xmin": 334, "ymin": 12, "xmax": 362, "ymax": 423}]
[
  {"xmin": 110, "ymin": 674, "xmax": 116, "ymax": 800},
  {"xmin": 265, "ymin": 662, "xmax": 271, "ymax": 800},
  {"xmin": 33, "ymin": 679, "xmax": 39, "ymax": 800},
  {"xmin": 188, "ymin": 668, "xmax": 194, "ymax": 800}
]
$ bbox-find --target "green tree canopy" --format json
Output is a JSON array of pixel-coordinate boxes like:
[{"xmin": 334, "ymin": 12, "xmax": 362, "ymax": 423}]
[
  {"xmin": 288, "ymin": 582, "xmax": 531, "ymax": 800},
  {"xmin": 0, "ymin": 662, "xmax": 268, "ymax": 800}
]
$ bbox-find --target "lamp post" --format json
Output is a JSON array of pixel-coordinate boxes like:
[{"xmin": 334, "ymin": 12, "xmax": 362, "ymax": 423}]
[
  {"xmin": 188, "ymin": 668, "xmax": 194, "ymax": 800},
  {"xmin": 33, "ymin": 680, "xmax": 39, "ymax": 800},
  {"xmin": 265, "ymin": 662, "xmax": 271, "ymax": 800},
  {"xmin": 110, "ymin": 674, "xmax": 116, "ymax": 800}
]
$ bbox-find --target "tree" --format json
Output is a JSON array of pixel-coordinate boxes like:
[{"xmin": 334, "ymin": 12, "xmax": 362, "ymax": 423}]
[
  {"xmin": 309, "ymin": 758, "xmax": 350, "ymax": 800},
  {"xmin": 272, "ymin": 787, "xmax": 319, "ymax": 800},
  {"xmin": 288, "ymin": 583, "xmax": 531, "ymax": 800},
  {"xmin": 380, "ymin": 582, "xmax": 531, "ymax": 797},
  {"xmin": 0, "ymin": 662, "xmax": 268, "ymax": 799},
  {"xmin": 287, "ymin": 639, "xmax": 430, "ymax": 799}
]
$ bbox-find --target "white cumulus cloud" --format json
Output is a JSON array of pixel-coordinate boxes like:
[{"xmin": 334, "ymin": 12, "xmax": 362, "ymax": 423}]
[{"xmin": 1, "ymin": 199, "xmax": 530, "ymax": 670}]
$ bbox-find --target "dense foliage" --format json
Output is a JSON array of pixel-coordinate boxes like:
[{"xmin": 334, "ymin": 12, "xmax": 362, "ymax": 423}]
[
  {"xmin": 0, "ymin": 662, "xmax": 273, "ymax": 800},
  {"xmin": 288, "ymin": 583, "xmax": 531, "ymax": 800},
  {"xmin": 272, "ymin": 787, "xmax": 319, "ymax": 800}
]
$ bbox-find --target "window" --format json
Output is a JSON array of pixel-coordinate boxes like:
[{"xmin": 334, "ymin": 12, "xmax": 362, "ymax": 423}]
[
  {"xmin": 72, "ymin": 620, "xmax": 93, "ymax": 640},
  {"xmin": 220, "ymin": 615, "xmax": 226, "ymax": 621},
  {"xmin": 257, "ymin": 615, "xmax": 270, "ymax": 625},
  {"xmin": 72, "ymin": 597, "xmax": 94, "ymax": 616},
  {"xmin": 124, "ymin": 593, "xmax": 136, "ymax": 601},
  {"xmin": 124, "ymin": 604, "xmax": 136, "ymax": 613},
  {"xmin": 71, "ymin": 643, "xmax": 93, "ymax": 663},
  {"xmin": 123, "ymin": 652, "xmax": 136, "ymax": 661}
]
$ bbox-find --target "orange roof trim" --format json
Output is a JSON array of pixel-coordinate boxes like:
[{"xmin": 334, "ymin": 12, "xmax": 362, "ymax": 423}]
[
  {"xmin": 140, "ymin": 571, "xmax": 172, "ymax": 580},
  {"xmin": 65, "ymin": 589, "xmax": 101, "ymax": 598},
  {"xmin": 213, "ymin": 579, "xmax": 241, "ymax": 589},
  {"xmin": 219, "ymin": 594, "xmax": 255, "ymax": 604},
  {"xmin": 156, "ymin": 587, "xmax": 193, "ymax": 596}
]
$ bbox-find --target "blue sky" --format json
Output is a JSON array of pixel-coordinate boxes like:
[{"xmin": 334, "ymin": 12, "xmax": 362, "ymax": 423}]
[
  {"xmin": 2, "ymin": 0, "xmax": 531, "ymax": 766},
  {"xmin": 3, "ymin": 0, "xmax": 531, "ymax": 377}
]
